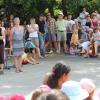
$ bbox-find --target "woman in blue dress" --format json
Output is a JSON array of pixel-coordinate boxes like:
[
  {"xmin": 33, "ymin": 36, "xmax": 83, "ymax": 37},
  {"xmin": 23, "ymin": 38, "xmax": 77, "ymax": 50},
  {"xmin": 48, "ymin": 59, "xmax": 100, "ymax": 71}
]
[{"xmin": 12, "ymin": 17, "xmax": 24, "ymax": 73}]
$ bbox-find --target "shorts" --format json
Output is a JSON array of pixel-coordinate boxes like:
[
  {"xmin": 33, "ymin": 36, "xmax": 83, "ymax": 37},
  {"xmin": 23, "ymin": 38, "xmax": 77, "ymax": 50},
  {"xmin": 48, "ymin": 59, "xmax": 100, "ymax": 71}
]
[
  {"xmin": 57, "ymin": 31, "xmax": 66, "ymax": 41},
  {"xmin": 31, "ymin": 37, "xmax": 39, "ymax": 47},
  {"xmin": 95, "ymin": 40, "xmax": 100, "ymax": 43},
  {"xmin": 45, "ymin": 33, "xmax": 57, "ymax": 42}
]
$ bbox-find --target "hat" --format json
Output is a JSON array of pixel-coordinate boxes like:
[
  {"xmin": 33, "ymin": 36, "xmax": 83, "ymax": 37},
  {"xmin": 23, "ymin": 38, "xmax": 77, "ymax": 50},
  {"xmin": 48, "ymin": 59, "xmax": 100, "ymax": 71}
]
[
  {"xmin": 61, "ymin": 80, "xmax": 89, "ymax": 100},
  {"xmin": 58, "ymin": 12, "xmax": 64, "ymax": 16},
  {"xmin": 47, "ymin": 13, "xmax": 51, "ymax": 16},
  {"xmin": 80, "ymin": 78, "xmax": 95, "ymax": 94}
]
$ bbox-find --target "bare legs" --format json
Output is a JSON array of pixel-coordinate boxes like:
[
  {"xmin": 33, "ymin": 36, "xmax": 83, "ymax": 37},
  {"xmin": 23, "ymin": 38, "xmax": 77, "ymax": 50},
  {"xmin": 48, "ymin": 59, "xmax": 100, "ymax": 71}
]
[
  {"xmin": 45, "ymin": 41, "xmax": 57, "ymax": 52},
  {"xmin": 0, "ymin": 64, "xmax": 4, "ymax": 74},
  {"xmin": 57, "ymin": 41, "xmax": 67, "ymax": 53},
  {"xmin": 14, "ymin": 56, "xmax": 23, "ymax": 73},
  {"xmin": 94, "ymin": 42, "xmax": 100, "ymax": 56}
]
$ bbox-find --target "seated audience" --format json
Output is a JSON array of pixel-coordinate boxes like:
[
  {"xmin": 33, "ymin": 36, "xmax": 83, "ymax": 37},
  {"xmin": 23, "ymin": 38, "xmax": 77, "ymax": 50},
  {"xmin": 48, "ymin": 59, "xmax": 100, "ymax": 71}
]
[
  {"xmin": 80, "ymin": 78, "xmax": 95, "ymax": 100},
  {"xmin": 37, "ymin": 90, "xmax": 69, "ymax": 100},
  {"xmin": 61, "ymin": 80, "xmax": 89, "ymax": 100},
  {"xmin": 92, "ymin": 27, "xmax": 100, "ymax": 57}
]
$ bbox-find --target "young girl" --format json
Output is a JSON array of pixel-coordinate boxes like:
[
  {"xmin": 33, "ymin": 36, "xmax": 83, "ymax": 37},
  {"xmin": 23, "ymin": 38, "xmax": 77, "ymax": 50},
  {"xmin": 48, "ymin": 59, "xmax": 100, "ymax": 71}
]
[
  {"xmin": 71, "ymin": 24, "xmax": 78, "ymax": 46},
  {"xmin": 23, "ymin": 39, "xmax": 39, "ymax": 65},
  {"xmin": 47, "ymin": 61, "xmax": 71, "ymax": 89},
  {"xmin": 69, "ymin": 43, "xmax": 77, "ymax": 55},
  {"xmin": 70, "ymin": 24, "xmax": 78, "ymax": 55}
]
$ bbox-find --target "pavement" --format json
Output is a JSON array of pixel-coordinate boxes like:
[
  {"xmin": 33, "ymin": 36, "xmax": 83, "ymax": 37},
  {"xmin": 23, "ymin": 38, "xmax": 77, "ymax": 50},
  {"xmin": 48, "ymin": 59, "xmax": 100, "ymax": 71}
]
[{"xmin": 0, "ymin": 54, "xmax": 100, "ymax": 99}]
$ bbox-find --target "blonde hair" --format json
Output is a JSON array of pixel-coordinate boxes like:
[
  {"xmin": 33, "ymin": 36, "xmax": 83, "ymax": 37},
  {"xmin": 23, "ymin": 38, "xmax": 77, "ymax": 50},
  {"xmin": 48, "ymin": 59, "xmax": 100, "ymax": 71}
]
[
  {"xmin": 30, "ymin": 18, "xmax": 36, "ymax": 24},
  {"xmin": 14, "ymin": 17, "xmax": 20, "ymax": 24}
]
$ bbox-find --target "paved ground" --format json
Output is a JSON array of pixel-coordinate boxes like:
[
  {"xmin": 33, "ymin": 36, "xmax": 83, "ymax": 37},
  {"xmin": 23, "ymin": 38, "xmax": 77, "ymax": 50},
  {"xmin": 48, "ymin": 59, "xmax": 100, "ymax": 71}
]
[{"xmin": 0, "ymin": 54, "xmax": 100, "ymax": 99}]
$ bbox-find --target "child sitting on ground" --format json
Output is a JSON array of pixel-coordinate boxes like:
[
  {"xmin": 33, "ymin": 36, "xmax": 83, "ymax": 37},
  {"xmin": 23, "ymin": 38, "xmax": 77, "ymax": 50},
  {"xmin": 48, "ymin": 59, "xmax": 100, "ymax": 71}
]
[
  {"xmin": 69, "ymin": 43, "xmax": 78, "ymax": 55},
  {"xmin": 22, "ymin": 39, "xmax": 39, "ymax": 65},
  {"xmin": 22, "ymin": 52, "xmax": 39, "ymax": 65}
]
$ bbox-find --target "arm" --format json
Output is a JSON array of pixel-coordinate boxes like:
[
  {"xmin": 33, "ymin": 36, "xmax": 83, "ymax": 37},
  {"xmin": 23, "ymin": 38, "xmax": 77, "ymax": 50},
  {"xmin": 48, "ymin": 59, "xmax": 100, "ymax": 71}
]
[
  {"xmin": 0, "ymin": 31, "xmax": 5, "ymax": 40},
  {"xmin": 10, "ymin": 28, "xmax": 14, "ymax": 50}
]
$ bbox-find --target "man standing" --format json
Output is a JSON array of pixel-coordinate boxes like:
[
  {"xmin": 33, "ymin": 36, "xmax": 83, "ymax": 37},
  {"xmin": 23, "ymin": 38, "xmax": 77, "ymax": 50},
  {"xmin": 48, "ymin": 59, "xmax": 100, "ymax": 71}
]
[
  {"xmin": 56, "ymin": 12, "xmax": 67, "ymax": 54},
  {"xmin": 36, "ymin": 14, "xmax": 46, "ymax": 57},
  {"xmin": 66, "ymin": 14, "xmax": 75, "ymax": 48},
  {"xmin": 46, "ymin": 13, "xmax": 57, "ymax": 53}
]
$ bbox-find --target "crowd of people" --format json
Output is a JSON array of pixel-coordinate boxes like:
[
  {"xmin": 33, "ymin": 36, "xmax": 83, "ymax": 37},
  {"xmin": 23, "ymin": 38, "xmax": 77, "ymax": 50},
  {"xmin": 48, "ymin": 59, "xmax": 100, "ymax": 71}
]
[
  {"xmin": 0, "ymin": 8, "xmax": 100, "ymax": 74},
  {"xmin": 0, "ymin": 8, "xmax": 100, "ymax": 71},
  {"xmin": 0, "ymin": 61, "xmax": 100, "ymax": 100},
  {"xmin": 29, "ymin": 61, "xmax": 100, "ymax": 100},
  {"xmin": 0, "ymin": 7, "xmax": 100, "ymax": 99}
]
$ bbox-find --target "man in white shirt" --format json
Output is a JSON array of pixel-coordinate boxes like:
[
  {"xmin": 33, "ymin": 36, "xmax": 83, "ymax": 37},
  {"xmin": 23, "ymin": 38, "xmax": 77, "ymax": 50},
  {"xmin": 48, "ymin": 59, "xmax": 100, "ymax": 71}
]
[{"xmin": 66, "ymin": 14, "xmax": 75, "ymax": 48}]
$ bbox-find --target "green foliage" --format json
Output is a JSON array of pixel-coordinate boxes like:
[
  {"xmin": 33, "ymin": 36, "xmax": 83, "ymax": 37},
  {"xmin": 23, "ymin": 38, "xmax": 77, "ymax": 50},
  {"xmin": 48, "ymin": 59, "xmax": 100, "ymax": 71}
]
[{"xmin": 0, "ymin": 0, "xmax": 100, "ymax": 21}]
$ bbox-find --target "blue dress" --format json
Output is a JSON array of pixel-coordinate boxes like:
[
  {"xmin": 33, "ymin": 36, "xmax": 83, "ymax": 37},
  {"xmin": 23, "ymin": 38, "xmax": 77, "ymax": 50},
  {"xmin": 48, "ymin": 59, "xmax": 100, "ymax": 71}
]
[{"xmin": 13, "ymin": 27, "xmax": 24, "ymax": 57}]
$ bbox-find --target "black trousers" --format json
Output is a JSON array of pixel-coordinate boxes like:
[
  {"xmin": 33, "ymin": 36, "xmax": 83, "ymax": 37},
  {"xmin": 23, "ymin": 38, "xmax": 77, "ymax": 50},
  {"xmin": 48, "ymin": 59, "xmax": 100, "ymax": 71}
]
[{"xmin": 67, "ymin": 33, "xmax": 72, "ymax": 47}]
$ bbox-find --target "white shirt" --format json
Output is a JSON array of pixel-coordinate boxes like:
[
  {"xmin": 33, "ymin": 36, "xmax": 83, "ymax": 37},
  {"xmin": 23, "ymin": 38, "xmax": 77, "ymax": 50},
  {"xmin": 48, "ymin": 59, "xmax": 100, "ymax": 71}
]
[
  {"xmin": 66, "ymin": 20, "xmax": 75, "ymax": 33},
  {"xmin": 93, "ymin": 32, "xmax": 100, "ymax": 41},
  {"xmin": 29, "ymin": 24, "xmax": 39, "ymax": 38},
  {"xmin": 1, "ymin": 27, "xmax": 6, "ymax": 33},
  {"xmin": 79, "ymin": 12, "xmax": 89, "ymax": 19}
]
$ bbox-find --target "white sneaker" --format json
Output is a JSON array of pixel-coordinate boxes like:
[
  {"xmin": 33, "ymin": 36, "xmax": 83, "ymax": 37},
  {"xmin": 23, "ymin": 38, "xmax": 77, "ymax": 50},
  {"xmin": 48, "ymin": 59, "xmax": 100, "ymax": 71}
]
[
  {"xmin": 48, "ymin": 50, "xmax": 53, "ymax": 54},
  {"xmin": 56, "ymin": 50, "xmax": 60, "ymax": 54},
  {"xmin": 39, "ymin": 55, "xmax": 44, "ymax": 59}
]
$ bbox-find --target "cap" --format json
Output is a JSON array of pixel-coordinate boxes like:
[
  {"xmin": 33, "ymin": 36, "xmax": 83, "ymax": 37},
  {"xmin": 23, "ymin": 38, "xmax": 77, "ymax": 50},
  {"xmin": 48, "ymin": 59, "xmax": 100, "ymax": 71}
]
[
  {"xmin": 47, "ymin": 13, "xmax": 51, "ymax": 16},
  {"xmin": 58, "ymin": 12, "xmax": 64, "ymax": 16},
  {"xmin": 80, "ymin": 78, "xmax": 95, "ymax": 94},
  {"xmin": 61, "ymin": 80, "xmax": 89, "ymax": 100}
]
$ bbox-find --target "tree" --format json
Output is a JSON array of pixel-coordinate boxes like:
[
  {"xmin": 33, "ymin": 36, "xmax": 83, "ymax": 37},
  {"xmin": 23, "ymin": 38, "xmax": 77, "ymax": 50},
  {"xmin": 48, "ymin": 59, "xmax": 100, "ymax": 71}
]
[{"xmin": 0, "ymin": 0, "xmax": 100, "ymax": 21}]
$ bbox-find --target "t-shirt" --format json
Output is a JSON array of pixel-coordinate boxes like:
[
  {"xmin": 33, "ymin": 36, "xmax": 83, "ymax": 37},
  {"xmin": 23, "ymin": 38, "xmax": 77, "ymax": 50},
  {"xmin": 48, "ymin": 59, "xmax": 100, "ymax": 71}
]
[
  {"xmin": 36, "ymin": 20, "xmax": 45, "ymax": 34},
  {"xmin": 66, "ymin": 20, "xmax": 75, "ymax": 33},
  {"xmin": 79, "ymin": 12, "xmax": 89, "ymax": 19},
  {"xmin": 29, "ymin": 24, "xmax": 39, "ymax": 38},
  {"xmin": 79, "ymin": 19, "xmax": 87, "ymax": 26},
  {"xmin": 93, "ymin": 32, "xmax": 100, "ymax": 41},
  {"xmin": 56, "ymin": 19, "xmax": 67, "ymax": 31}
]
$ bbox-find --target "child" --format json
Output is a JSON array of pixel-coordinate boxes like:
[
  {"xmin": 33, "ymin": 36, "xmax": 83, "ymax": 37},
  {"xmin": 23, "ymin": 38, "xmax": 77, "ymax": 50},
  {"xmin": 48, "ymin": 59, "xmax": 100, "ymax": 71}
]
[
  {"xmin": 23, "ymin": 39, "xmax": 39, "ymax": 65},
  {"xmin": 71, "ymin": 24, "xmax": 78, "ymax": 46},
  {"xmin": 69, "ymin": 43, "xmax": 77, "ymax": 55}
]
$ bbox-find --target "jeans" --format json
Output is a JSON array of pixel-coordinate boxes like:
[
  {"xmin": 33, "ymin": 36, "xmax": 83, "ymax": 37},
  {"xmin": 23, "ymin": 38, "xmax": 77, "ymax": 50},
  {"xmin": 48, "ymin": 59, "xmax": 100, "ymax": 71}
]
[{"xmin": 38, "ymin": 34, "xmax": 46, "ymax": 56}]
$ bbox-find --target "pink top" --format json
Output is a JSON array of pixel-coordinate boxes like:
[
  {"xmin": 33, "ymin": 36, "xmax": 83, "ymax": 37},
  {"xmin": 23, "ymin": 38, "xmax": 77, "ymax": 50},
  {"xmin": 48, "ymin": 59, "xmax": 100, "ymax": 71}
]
[{"xmin": 92, "ymin": 19, "xmax": 98, "ymax": 27}]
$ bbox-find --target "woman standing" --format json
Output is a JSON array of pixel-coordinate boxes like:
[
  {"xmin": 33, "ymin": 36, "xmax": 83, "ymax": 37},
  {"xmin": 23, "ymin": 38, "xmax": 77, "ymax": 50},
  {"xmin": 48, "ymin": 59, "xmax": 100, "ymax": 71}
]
[
  {"xmin": 0, "ymin": 21, "xmax": 5, "ymax": 74},
  {"xmin": 12, "ymin": 17, "xmax": 24, "ymax": 73},
  {"xmin": 28, "ymin": 18, "xmax": 41, "ymax": 59}
]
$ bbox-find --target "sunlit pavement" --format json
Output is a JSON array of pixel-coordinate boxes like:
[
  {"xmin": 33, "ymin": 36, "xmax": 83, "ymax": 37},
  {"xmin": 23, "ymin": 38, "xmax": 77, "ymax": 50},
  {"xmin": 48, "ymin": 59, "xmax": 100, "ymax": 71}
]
[{"xmin": 0, "ymin": 54, "xmax": 100, "ymax": 99}]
